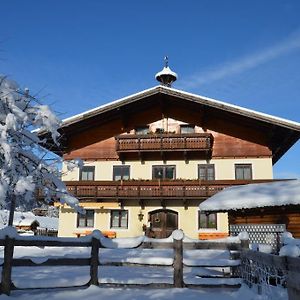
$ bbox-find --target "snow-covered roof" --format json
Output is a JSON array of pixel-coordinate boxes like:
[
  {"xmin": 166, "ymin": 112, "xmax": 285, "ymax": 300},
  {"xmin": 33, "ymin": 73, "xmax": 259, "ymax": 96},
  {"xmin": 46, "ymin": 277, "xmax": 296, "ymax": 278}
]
[
  {"xmin": 0, "ymin": 210, "xmax": 58, "ymax": 230},
  {"xmin": 60, "ymin": 85, "xmax": 300, "ymax": 131},
  {"xmin": 199, "ymin": 180, "xmax": 300, "ymax": 212}
]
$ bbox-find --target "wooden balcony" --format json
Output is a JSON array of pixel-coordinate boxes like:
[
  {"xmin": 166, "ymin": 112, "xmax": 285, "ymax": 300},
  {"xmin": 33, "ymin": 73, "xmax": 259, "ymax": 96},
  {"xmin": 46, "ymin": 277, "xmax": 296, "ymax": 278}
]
[
  {"xmin": 115, "ymin": 133, "xmax": 213, "ymax": 159},
  {"xmin": 64, "ymin": 179, "xmax": 275, "ymax": 200}
]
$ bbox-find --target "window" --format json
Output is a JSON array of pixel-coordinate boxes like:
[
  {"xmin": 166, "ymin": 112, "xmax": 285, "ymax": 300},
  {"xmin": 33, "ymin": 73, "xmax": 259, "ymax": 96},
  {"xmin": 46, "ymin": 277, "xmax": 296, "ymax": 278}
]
[
  {"xmin": 110, "ymin": 210, "xmax": 128, "ymax": 228},
  {"xmin": 135, "ymin": 126, "xmax": 149, "ymax": 135},
  {"xmin": 80, "ymin": 166, "xmax": 95, "ymax": 181},
  {"xmin": 198, "ymin": 164, "xmax": 215, "ymax": 180},
  {"xmin": 198, "ymin": 211, "xmax": 217, "ymax": 229},
  {"xmin": 180, "ymin": 125, "xmax": 195, "ymax": 134},
  {"xmin": 113, "ymin": 166, "xmax": 130, "ymax": 181},
  {"xmin": 152, "ymin": 165, "xmax": 176, "ymax": 180},
  {"xmin": 235, "ymin": 164, "xmax": 252, "ymax": 180},
  {"xmin": 77, "ymin": 210, "xmax": 94, "ymax": 227}
]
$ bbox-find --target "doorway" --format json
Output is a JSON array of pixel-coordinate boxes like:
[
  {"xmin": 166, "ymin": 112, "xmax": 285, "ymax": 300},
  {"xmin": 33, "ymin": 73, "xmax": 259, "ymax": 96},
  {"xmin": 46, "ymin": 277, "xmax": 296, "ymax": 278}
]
[{"xmin": 148, "ymin": 209, "xmax": 178, "ymax": 238}]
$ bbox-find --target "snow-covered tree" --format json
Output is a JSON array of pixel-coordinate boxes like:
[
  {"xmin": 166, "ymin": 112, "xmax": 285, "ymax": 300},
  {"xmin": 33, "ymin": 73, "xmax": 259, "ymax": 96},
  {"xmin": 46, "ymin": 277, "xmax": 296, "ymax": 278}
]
[{"xmin": 0, "ymin": 75, "xmax": 81, "ymax": 225}]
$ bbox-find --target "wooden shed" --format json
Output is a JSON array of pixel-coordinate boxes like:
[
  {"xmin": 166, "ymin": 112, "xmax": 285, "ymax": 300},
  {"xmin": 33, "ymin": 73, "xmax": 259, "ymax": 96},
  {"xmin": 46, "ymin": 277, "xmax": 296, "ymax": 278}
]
[{"xmin": 199, "ymin": 180, "xmax": 300, "ymax": 238}]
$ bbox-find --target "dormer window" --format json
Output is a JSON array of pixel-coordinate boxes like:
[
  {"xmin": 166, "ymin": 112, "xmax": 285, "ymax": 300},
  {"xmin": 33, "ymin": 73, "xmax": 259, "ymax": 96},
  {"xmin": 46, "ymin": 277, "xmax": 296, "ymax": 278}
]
[
  {"xmin": 180, "ymin": 125, "xmax": 195, "ymax": 134},
  {"xmin": 135, "ymin": 126, "xmax": 149, "ymax": 135}
]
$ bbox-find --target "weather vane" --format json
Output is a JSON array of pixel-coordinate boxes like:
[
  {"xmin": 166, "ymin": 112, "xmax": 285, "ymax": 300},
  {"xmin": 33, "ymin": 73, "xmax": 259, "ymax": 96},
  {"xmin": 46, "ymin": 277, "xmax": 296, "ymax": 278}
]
[{"xmin": 164, "ymin": 56, "xmax": 169, "ymax": 68}]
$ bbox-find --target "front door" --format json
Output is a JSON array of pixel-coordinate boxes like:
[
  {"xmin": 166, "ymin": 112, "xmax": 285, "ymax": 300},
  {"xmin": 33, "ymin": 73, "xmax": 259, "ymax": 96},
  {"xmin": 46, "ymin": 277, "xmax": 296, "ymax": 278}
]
[{"xmin": 148, "ymin": 209, "xmax": 178, "ymax": 238}]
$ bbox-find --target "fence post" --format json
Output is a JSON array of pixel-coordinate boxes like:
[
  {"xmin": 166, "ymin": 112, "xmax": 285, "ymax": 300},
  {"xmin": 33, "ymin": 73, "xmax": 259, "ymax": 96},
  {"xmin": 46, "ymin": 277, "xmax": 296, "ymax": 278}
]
[
  {"xmin": 1, "ymin": 236, "xmax": 15, "ymax": 295},
  {"xmin": 89, "ymin": 237, "xmax": 100, "ymax": 286},
  {"xmin": 240, "ymin": 238, "xmax": 250, "ymax": 250},
  {"xmin": 173, "ymin": 230, "xmax": 184, "ymax": 288},
  {"xmin": 286, "ymin": 256, "xmax": 300, "ymax": 300}
]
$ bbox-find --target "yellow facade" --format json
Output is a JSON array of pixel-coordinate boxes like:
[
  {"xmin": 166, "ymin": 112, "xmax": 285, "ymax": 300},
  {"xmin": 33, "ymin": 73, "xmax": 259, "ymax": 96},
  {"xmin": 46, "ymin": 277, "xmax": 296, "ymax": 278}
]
[
  {"xmin": 58, "ymin": 201, "xmax": 229, "ymax": 239},
  {"xmin": 58, "ymin": 157, "xmax": 272, "ymax": 238},
  {"xmin": 62, "ymin": 157, "xmax": 273, "ymax": 181}
]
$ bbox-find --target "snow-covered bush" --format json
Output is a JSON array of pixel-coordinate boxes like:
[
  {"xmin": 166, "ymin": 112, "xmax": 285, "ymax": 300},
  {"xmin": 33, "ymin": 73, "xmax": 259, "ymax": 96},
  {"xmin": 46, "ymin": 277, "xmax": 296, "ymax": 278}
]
[
  {"xmin": 0, "ymin": 76, "xmax": 81, "ymax": 223},
  {"xmin": 279, "ymin": 244, "xmax": 300, "ymax": 257},
  {"xmin": 279, "ymin": 231, "xmax": 300, "ymax": 257}
]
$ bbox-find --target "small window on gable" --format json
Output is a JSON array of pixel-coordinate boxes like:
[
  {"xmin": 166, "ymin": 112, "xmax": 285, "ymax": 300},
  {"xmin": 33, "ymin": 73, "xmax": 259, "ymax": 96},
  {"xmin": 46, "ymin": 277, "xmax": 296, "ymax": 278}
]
[
  {"xmin": 80, "ymin": 166, "xmax": 95, "ymax": 181},
  {"xmin": 135, "ymin": 126, "xmax": 149, "ymax": 135},
  {"xmin": 180, "ymin": 125, "xmax": 195, "ymax": 134},
  {"xmin": 235, "ymin": 164, "xmax": 252, "ymax": 180}
]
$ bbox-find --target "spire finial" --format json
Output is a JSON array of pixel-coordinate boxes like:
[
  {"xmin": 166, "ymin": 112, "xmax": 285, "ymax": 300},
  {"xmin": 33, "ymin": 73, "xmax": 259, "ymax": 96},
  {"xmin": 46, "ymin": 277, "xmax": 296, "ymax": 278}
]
[
  {"xmin": 164, "ymin": 56, "xmax": 169, "ymax": 68},
  {"xmin": 155, "ymin": 57, "xmax": 178, "ymax": 87}
]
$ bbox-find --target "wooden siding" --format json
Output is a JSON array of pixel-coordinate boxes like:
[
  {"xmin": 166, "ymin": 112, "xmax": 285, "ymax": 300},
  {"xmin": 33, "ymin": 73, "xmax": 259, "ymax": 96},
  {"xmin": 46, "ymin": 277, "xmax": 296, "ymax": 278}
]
[
  {"xmin": 228, "ymin": 206, "xmax": 300, "ymax": 238},
  {"xmin": 63, "ymin": 131, "xmax": 271, "ymax": 161}
]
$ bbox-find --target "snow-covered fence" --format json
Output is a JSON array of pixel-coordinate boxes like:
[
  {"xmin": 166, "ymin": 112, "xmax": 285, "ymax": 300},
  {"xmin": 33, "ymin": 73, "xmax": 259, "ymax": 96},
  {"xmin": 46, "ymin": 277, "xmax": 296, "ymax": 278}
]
[
  {"xmin": 0, "ymin": 229, "xmax": 247, "ymax": 295},
  {"xmin": 239, "ymin": 250, "xmax": 300, "ymax": 300}
]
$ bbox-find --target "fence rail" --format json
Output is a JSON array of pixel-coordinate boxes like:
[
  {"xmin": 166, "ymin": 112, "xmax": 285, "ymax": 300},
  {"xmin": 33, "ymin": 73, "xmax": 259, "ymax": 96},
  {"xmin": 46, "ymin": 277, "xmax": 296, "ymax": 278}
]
[{"xmin": 0, "ymin": 231, "xmax": 246, "ymax": 295}]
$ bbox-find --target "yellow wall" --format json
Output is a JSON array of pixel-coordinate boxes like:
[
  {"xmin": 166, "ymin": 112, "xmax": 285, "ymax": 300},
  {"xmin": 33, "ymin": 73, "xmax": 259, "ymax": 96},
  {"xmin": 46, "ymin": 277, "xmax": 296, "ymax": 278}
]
[
  {"xmin": 62, "ymin": 157, "xmax": 273, "ymax": 181},
  {"xmin": 58, "ymin": 200, "xmax": 228, "ymax": 239},
  {"xmin": 59, "ymin": 157, "xmax": 272, "ymax": 238}
]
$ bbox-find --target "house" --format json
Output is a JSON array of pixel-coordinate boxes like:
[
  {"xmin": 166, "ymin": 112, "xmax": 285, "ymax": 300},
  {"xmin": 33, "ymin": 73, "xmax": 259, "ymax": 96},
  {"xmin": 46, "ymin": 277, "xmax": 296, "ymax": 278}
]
[
  {"xmin": 0, "ymin": 210, "xmax": 59, "ymax": 236},
  {"xmin": 41, "ymin": 62, "xmax": 300, "ymax": 239},
  {"xmin": 199, "ymin": 180, "xmax": 300, "ymax": 250}
]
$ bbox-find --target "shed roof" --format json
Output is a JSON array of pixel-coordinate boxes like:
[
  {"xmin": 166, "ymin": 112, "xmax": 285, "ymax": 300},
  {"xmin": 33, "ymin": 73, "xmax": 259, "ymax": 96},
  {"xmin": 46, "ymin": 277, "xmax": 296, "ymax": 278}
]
[{"xmin": 199, "ymin": 180, "xmax": 300, "ymax": 212}]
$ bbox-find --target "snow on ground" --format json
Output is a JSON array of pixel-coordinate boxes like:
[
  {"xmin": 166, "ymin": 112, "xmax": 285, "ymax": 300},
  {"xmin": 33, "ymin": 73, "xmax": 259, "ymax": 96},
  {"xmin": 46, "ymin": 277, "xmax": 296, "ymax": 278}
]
[
  {"xmin": 0, "ymin": 284, "xmax": 263, "ymax": 300},
  {"xmin": 0, "ymin": 245, "xmax": 288, "ymax": 299}
]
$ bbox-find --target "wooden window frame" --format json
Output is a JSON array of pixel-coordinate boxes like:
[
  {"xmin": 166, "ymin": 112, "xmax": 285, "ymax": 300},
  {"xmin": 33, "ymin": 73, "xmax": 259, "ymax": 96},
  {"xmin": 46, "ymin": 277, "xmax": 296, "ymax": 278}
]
[
  {"xmin": 180, "ymin": 124, "xmax": 195, "ymax": 134},
  {"xmin": 198, "ymin": 211, "xmax": 217, "ymax": 229},
  {"xmin": 198, "ymin": 164, "xmax": 215, "ymax": 180},
  {"xmin": 113, "ymin": 165, "xmax": 130, "ymax": 181},
  {"xmin": 152, "ymin": 165, "xmax": 176, "ymax": 180},
  {"xmin": 77, "ymin": 210, "xmax": 94, "ymax": 228},
  {"xmin": 79, "ymin": 166, "xmax": 95, "ymax": 181},
  {"xmin": 110, "ymin": 210, "xmax": 128, "ymax": 229},
  {"xmin": 235, "ymin": 164, "xmax": 252, "ymax": 180}
]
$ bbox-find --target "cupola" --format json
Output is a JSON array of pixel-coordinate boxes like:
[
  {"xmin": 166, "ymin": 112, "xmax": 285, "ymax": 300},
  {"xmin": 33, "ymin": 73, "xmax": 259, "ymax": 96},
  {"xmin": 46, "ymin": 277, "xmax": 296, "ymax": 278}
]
[{"xmin": 155, "ymin": 56, "xmax": 178, "ymax": 87}]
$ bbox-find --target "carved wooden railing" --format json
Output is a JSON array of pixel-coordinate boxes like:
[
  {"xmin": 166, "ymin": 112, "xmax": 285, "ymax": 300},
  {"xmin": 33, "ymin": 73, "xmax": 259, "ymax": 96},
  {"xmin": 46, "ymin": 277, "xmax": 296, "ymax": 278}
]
[
  {"xmin": 115, "ymin": 133, "xmax": 213, "ymax": 153},
  {"xmin": 64, "ymin": 179, "xmax": 275, "ymax": 199}
]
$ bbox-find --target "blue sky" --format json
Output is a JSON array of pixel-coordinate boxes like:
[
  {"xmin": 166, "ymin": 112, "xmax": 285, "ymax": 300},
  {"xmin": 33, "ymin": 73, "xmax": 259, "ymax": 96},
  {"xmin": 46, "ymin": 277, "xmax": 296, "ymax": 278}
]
[{"xmin": 1, "ymin": 0, "xmax": 300, "ymax": 178}]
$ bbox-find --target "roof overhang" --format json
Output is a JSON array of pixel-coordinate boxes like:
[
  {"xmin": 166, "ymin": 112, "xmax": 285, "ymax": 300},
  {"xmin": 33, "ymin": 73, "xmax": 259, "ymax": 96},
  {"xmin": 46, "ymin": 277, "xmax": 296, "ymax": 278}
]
[{"xmin": 39, "ymin": 85, "xmax": 300, "ymax": 163}]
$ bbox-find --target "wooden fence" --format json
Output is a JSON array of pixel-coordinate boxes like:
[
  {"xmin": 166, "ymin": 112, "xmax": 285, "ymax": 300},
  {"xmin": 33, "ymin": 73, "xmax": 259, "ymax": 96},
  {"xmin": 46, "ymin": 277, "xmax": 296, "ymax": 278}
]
[
  {"xmin": 240, "ymin": 250, "xmax": 300, "ymax": 300},
  {"xmin": 0, "ymin": 232, "xmax": 248, "ymax": 295}
]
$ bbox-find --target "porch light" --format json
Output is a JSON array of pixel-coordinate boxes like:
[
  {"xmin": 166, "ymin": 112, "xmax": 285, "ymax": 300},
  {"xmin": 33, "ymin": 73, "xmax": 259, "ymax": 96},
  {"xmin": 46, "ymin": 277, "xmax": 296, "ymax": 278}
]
[{"xmin": 138, "ymin": 211, "xmax": 144, "ymax": 221}]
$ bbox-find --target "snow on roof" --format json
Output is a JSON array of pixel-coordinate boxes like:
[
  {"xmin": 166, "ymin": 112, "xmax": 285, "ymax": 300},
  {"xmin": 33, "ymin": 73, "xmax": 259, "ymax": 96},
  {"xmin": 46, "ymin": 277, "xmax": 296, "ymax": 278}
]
[
  {"xmin": 35, "ymin": 215, "xmax": 58, "ymax": 230},
  {"xmin": 155, "ymin": 66, "xmax": 178, "ymax": 80},
  {"xmin": 199, "ymin": 180, "xmax": 300, "ymax": 212},
  {"xmin": 0, "ymin": 210, "xmax": 58, "ymax": 230},
  {"xmin": 60, "ymin": 85, "xmax": 300, "ymax": 131}
]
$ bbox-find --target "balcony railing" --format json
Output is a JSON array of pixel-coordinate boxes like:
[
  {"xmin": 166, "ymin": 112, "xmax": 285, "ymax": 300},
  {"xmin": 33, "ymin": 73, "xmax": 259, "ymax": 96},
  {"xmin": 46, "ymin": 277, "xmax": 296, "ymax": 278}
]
[
  {"xmin": 64, "ymin": 179, "xmax": 275, "ymax": 200},
  {"xmin": 115, "ymin": 133, "xmax": 213, "ymax": 154}
]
